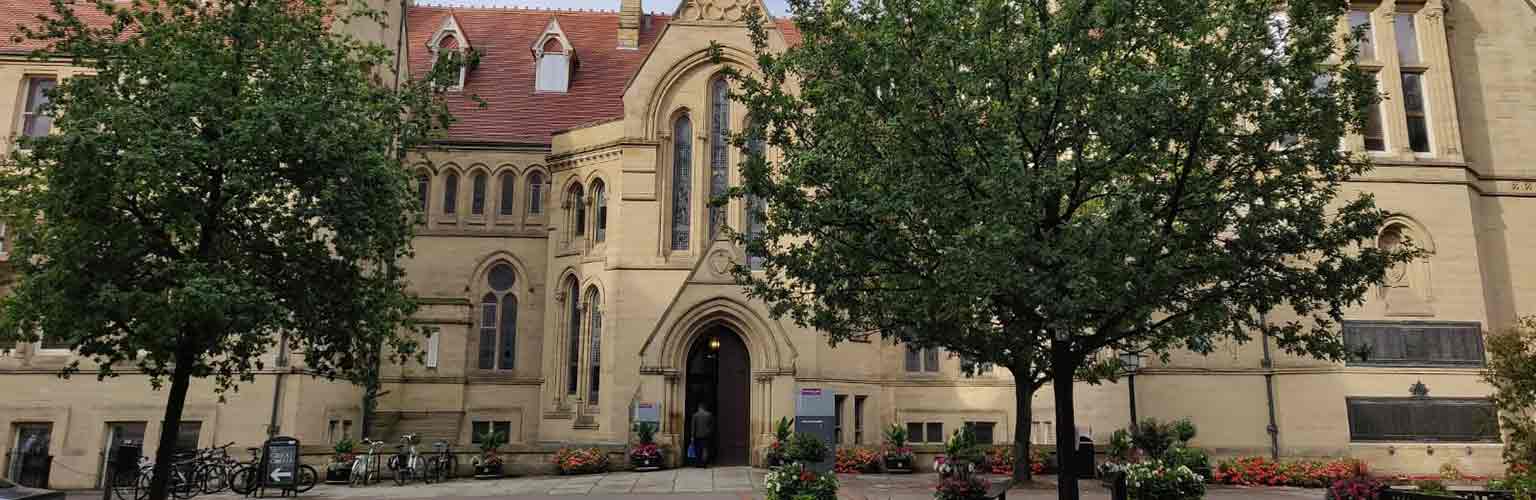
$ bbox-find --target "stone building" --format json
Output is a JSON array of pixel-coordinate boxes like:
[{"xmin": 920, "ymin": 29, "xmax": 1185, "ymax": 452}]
[{"xmin": 2, "ymin": 0, "xmax": 1535, "ymax": 489}]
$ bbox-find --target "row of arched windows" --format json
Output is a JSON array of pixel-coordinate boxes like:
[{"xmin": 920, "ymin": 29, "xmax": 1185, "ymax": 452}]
[
  {"xmin": 668, "ymin": 77, "xmax": 767, "ymax": 265},
  {"xmin": 416, "ymin": 166, "xmax": 547, "ymax": 223},
  {"xmin": 560, "ymin": 276, "xmax": 603, "ymax": 404},
  {"xmin": 562, "ymin": 179, "xmax": 608, "ymax": 246}
]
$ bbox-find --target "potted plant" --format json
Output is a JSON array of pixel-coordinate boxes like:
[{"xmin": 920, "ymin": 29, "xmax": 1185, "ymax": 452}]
[
  {"xmin": 471, "ymin": 430, "xmax": 507, "ymax": 479},
  {"xmin": 766, "ymin": 417, "xmax": 792, "ymax": 467},
  {"xmin": 937, "ymin": 426, "xmax": 982, "ymax": 479},
  {"xmin": 325, "ymin": 438, "xmax": 355, "ymax": 484},
  {"xmin": 881, "ymin": 425, "xmax": 915, "ymax": 473},
  {"xmin": 630, "ymin": 422, "xmax": 664, "ymax": 471}
]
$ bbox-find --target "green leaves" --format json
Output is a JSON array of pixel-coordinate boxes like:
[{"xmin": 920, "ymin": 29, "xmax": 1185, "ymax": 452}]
[
  {"xmin": 0, "ymin": 0, "xmax": 460, "ymax": 392},
  {"xmin": 722, "ymin": 0, "xmax": 1411, "ymax": 373}
]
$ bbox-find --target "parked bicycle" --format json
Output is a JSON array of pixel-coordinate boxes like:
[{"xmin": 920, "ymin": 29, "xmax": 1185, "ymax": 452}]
[
  {"xmin": 423, "ymin": 440, "xmax": 457, "ymax": 484},
  {"xmin": 386, "ymin": 434, "xmax": 425, "ymax": 486},
  {"xmin": 194, "ymin": 442, "xmax": 238, "ymax": 494},
  {"xmin": 229, "ymin": 444, "xmax": 317, "ymax": 496},
  {"xmin": 349, "ymin": 438, "xmax": 385, "ymax": 487}
]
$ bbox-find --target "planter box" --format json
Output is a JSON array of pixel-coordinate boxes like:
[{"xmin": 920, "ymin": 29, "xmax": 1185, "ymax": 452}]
[
  {"xmin": 324, "ymin": 466, "xmax": 351, "ymax": 485},
  {"xmin": 473, "ymin": 463, "xmax": 504, "ymax": 480},
  {"xmin": 631, "ymin": 455, "xmax": 663, "ymax": 471},
  {"xmin": 882, "ymin": 456, "xmax": 914, "ymax": 474}
]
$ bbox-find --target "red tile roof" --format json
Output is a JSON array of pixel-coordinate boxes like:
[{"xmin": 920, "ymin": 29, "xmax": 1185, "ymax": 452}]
[
  {"xmin": 407, "ymin": 6, "xmax": 666, "ymax": 146},
  {"xmin": 0, "ymin": 0, "xmax": 117, "ymax": 55}
]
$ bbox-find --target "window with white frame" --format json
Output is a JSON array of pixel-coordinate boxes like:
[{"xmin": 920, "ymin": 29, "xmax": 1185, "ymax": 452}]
[
  {"xmin": 19, "ymin": 76, "xmax": 56, "ymax": 139},
  {"xmin": 533, "ymin": 19, "xmax": 574, "ymax": 94}
]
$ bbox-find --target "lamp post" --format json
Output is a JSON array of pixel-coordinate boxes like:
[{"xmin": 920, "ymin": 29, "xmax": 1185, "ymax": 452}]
[{"xmin": 1119, "ymin": 353, "xmax": 1142, "ymax": 429}]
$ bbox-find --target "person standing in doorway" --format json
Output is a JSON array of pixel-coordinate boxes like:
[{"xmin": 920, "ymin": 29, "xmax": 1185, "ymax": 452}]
[{"xmin": 691, "ymin": 404, "xmax": 714, "ymax": 467}]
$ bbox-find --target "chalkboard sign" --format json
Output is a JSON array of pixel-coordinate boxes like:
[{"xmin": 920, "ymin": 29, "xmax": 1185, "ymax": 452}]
[{"xmin": 263, "ymin": 436, "xmax": 300, "ymax": 489}]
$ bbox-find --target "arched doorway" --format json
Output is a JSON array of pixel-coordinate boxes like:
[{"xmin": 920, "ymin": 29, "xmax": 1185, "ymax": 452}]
[{"xmin": 683, "ymin": 327, "xmax": 751, "ymax": 466}]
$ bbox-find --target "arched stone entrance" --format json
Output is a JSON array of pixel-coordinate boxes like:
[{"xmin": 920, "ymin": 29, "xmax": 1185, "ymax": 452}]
[{"xmin": 683, "ymin": 327, "xmax": 751, "ymax": 465}]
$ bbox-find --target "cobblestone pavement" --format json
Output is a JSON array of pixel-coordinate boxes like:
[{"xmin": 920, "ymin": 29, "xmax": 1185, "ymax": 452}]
[{"xmin": 67, "ymin": 468, "xmax": 1326, "ymax": 500}]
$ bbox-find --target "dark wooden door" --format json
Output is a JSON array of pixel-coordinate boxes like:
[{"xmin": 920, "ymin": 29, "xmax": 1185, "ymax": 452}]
[{"xmin": 715, "ymin": 332, "xmax": 751, "ymax": 465}]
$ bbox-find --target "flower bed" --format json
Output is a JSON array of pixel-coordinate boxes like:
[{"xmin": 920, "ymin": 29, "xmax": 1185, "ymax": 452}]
[
  {"xmin": 1124, "ymin": 460, "xmax": 1205, "ymax": 500},
  {"xmin": 1213, "ymin": 456, "xmax": 1363, "ymax": 487},
  {"xmin": 764, "ymin": 463, "xmax": 838, "ymax": 500},
  {"xmin": 982, "ymin": 445, "xmax": 1048, "ymax": 475},
  {"xmin": 835, "ymin": 447, "xmax": 881, "ymax": 473},
  {"xmin": 935, "ymin": 474, "xmax": 990, "ymax": 500},
  {"xmin": 552, "ymin": 447, "xmax": 609, "ymax": 475}
]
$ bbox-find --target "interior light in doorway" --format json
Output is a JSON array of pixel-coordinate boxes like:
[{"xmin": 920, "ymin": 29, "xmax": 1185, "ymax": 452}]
[{"xmin": 709, "ymin": 336, "xmax": 721, "ymax": 351}]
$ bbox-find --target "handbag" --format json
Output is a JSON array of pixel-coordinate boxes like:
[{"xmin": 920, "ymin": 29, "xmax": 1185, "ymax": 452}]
[{"xmin": 687, "ymin": 441, "xmax": 698, "ymax": 461}]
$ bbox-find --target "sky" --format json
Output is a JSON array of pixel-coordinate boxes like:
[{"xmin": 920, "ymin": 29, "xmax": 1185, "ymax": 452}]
[{"xmin": 415, "ymin": 0, "xmax": 793, "ymax": 15}]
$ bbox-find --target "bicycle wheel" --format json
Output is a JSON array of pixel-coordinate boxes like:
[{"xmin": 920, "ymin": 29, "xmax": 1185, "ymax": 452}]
[
  {"xmin": 229, "ymin": 466, "xmax": 258, "ymax": 495},
  {"xmin": 296, "ymin": 464, "xmax": 319, "ymax": 493},
  {"xmin": 198, "ymin": 463, "xmax": 227, "ymax": 494},
  {"xmin": 170, "ymin": 472, "xmax": 197, "ymax": 500},
  {"xmin": 422, "ymin": 460, "xmax": 436, "ymax": 485}
]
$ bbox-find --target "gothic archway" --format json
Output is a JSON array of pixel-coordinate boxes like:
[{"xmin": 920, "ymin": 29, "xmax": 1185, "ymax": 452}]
[{"xmin": 682, "ymin": 326, "xmax": 751, "ymax": 466}]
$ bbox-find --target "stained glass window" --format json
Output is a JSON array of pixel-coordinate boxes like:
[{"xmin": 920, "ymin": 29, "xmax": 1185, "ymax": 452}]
[
  {"xmin": 709, "ymin": 79, "xmax": 731, "ymax": 239},
  {"xmin": 672, "ymin": 116, "xmax": 693, "ymax": 250}
]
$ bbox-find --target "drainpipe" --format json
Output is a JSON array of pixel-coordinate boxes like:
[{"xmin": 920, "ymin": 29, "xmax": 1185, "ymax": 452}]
[{"xmin": 1259, "ymin": 312, "xmax": 1280, "ymax": 460}]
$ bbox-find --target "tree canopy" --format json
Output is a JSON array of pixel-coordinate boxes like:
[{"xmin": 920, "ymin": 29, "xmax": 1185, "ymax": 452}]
[
  {"xmin": 722, "ymin": 0, "xmax": 1415, "ymax": 495},
  {"xmin": 0, "ymin": 0, "xmax": 464, "ymax": 497}
]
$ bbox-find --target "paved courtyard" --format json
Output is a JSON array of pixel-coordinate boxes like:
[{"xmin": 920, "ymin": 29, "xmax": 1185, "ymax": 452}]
[{"xmin": 66, "ymin": 467, "xmax": 1327, "ymax": 500}]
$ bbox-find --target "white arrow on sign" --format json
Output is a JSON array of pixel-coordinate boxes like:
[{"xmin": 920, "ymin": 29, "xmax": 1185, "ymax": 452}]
[{"xmin": 270, "ymin": 468, "xmax": 292, "ymax": 482}]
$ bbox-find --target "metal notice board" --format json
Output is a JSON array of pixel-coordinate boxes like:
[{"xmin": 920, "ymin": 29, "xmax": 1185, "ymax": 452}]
[{"xmin": 262, "ymin": 436, "xmax": 300, "ymax": 491}]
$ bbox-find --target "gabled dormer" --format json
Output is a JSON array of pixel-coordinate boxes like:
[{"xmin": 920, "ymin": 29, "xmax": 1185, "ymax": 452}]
[
  {"xmin": 428, "ymin": 14, "xmax": 472, "ymax": 90},
  {"xmin": 533, "ymin": 18, "xmax": 576, "ymax": 94}
]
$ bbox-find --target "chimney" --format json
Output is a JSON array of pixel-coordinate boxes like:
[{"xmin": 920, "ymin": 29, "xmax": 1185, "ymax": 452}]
[{"xmin": 618, "ymin": 0, "xmax": 641, "ymax": 49}]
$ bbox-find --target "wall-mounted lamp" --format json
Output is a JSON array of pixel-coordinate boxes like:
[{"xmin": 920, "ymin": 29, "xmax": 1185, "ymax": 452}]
[{"xmin": 709, "ymin": 337, "xmax": 721, "ymax": 351}]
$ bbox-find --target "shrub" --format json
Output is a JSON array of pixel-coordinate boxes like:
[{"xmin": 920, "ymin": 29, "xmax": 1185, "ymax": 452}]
[
  {"xmin": 934, "ymin": 474, "xmax": 989, "ymax": 500},
  {"xmin": 1489, "ymin": 469, "xmax": 1536, "ymax": 500},
  {"xmin": 1108, "ymin": 429, "xmax": 1133, "ymax": 460},
  {"xmin": 785, "ymin": 432, "xmax": 829, "ymax": 464},
  {"xmin": 1173, "ymin": 418, "xmax": 1198, "ymax": 444},
  {"xmin": 1485, "ymin": 316, "xmax": 1536, "ymax": 471},
  {"xmin": 763, "ymin": 463, "xmax": 838, "ymax": 500},
  {"xmin": 1327, "ymin": 476, "xmax": 1385, "ymax": 500},
  {"xmin": 552, "ymin": 447, "xmax": 609, "ymax": 475},
  {"xmin": 834, "ymin": 447, "xmax": 881, "ymax": 473},
  {"xmin": 945, "ymin": 426, "xmax": 984, "ymax": 466},
  {"xmin": 1131, "ymin": 419, "xmax": 1181, "ymax": 460},
  {"xmin": 1123, "ymin": 460, "xmax": 1205, "ymax": 500},
  {"xmin": 884, "ymin": 424, "xmax": 908, "ymax": 448},
  {"xmin": 1164, "ymin": 446, "xmax": 1209, "ymax": 472}
]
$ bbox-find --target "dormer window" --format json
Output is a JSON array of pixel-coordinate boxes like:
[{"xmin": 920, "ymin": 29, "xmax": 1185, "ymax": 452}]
[
  {"xmin": 429, "ymin": 15, "xmax": 472, "ymax": 90},
  {"xmin": 533, "ymin": 18, "xmax": 576, "ymax": 94}
]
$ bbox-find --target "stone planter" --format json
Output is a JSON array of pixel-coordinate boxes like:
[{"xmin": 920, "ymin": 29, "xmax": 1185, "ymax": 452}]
[
  {"xmin": 473, "ymin": 463, "xmax": 504, "ymax": 480},
  {"xmin": 324, "ymin": 465, "xmax": 351, "ymax": 485},
  {"xmin": 883, "ymin": 456, "xmax": 914, "ymax": 474}
]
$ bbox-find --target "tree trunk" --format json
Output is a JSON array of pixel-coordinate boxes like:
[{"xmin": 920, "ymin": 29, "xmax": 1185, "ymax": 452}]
[
  {"xmin": 1011, "ymin": 345, "xmax": 1035, "ymax": 484},
  {"xmin": 1052, "ymin": 339, "xmax": 1080, "ymax": 500},
  {"xmin": 148, "ymin": 350, "xmax": 195, "ymax": 500}
]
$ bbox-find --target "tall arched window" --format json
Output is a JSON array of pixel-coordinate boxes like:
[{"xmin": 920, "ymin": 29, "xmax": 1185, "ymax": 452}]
[
  {"xmin": 568, "ymin": 184, "xmax": 586, "ymax": 237},
  {"xmin": 528, "ymin": 171, "xmax": 545, "ymax": 215},
  {"xmin": 416, "ymin": 172, "xmax": 431, "ymax": 213},
  {"xmin": 499, "ymin": 173, "xmax": 516, "ymax": 216},
  {"xmin": 564, "ymin": 277, "xmax": 581, "ymax": 396},
  {"xmin": 592, "ymin": 181, "xmax": 607, "ymax": 243},
  {"xmin": 443, "ymin": 172, "xmax": 459, "ymax": 215},
  {"xmin": 471, "ymin": 172, "xmax": 487, "ymax": 215},
  {"xmin": 671, "ymin": 115, "xmax": 693, "ymax": 250},
  {"xmin": 744, "ymin": 131, "xmax": 767, "ymax": 269},
  {"xmin": 478, "ymin": 263, "xmax": 518, "ymax": 370},
  {"xmin": 708, "ymin": 79, "xmax": 731, "ymax": 239},
  {"xmin": 585, "ymin": 288, "xmax": 602, "ymax": 404}
]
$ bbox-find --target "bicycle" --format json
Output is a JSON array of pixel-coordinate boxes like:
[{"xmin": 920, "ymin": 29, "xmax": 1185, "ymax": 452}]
[
  {"xmin": 386, "ymin": 434, "xmax": 425, "ymax": 486},
  {"xmin": 137, "ymin": 452, "xmax": 200, "ymax": 500},
  {"xmin": 229, "ymin": 445, "xmax": 318, "ymax": 496},
  {"xmin": 422, "ymin": 440, "xmax": 457, "ymax": 484},
  {"xmin": 195, "ymin": 442, "xmax": 238, "ymax": 494},
  {"xmin": 349, "ymin": 438, "xmax": 385, "ymax": 487}
]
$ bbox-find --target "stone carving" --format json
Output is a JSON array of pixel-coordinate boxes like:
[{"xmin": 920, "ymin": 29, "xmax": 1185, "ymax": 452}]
[{"xmin": 676, "ymin": 0, "xmax": 760, "ymax": 22}]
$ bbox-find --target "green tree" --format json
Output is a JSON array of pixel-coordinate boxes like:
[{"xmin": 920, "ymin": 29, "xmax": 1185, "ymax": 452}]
[
  {"xmin": 722, "ymin": 0, "xmax": 1413, "ymax": 497},
  {"xmin": 1485, "ymin": 316, "xmax": 1536, "ymax": 471},
  {"xmin": 0, "ymin": 0, "xmax": 465, "ymax": 498}
]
